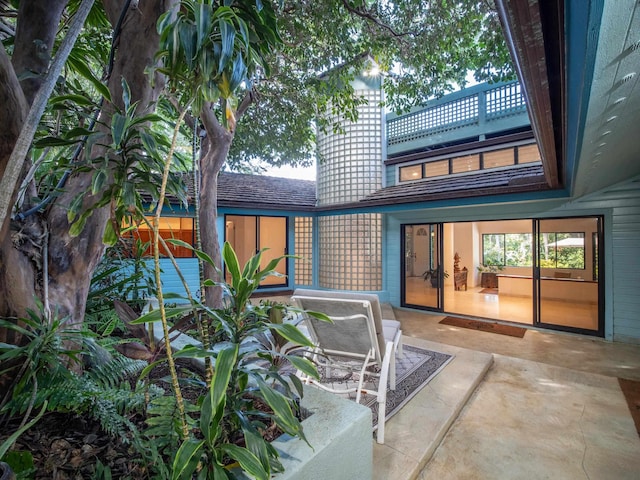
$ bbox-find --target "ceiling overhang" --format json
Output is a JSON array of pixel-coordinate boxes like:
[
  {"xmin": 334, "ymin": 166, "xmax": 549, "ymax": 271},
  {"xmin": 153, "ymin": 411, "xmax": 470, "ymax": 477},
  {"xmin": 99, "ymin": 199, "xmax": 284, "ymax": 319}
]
[{"xmin": 494, "ymin": 0, "xmax": 564, "ymax": 190}]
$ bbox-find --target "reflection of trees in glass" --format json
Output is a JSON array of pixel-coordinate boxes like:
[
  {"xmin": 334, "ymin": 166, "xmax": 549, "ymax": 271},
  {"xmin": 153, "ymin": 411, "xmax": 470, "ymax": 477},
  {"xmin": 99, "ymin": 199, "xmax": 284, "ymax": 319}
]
[{"xmin": 539, "ymin": 233, "xmax": 585, "ymax": 269}]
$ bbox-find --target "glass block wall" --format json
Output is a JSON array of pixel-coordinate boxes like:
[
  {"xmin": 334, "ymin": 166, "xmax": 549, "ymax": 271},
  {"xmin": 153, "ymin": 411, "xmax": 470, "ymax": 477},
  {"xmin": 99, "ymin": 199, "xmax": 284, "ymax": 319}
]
[
  {"xmin": 318, "ymin": 213, "xmax": 382, "ymax": 290},
  {"xmin": 316, "ymin": 87, "xmax": 384, "ymax": 206},
  {"xmin": 294, "ymin": 216, "xmax": 313, "ymax": 285},
  {"xmin": 316, "ymin": 82, "xmax": 384, "ymax": 290}
]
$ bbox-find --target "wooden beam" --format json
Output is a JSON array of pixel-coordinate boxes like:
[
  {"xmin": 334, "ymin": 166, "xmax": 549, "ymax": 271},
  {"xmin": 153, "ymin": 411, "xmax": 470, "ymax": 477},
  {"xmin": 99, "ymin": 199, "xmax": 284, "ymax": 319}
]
[{"xmin": 494, "ymin": 0, "xmax": 564, "ymax": 189}]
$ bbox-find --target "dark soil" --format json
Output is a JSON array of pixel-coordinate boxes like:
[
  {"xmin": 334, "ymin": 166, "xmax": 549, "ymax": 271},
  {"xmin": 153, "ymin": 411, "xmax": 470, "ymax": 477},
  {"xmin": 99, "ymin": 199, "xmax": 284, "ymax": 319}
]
[{"xmin": 0, "ymin": 360, "xmax": 289, "ymax": 479}]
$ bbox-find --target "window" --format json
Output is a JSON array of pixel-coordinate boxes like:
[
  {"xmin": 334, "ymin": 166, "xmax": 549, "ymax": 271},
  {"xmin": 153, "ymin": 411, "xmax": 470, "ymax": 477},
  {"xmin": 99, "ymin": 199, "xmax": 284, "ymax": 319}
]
[
  {"xmin": 126, "ymin": 216, "xmax": 194, "ymax": 258},
  {"xmin": 225, "ymin": 215, "xmax": 288, "ymax": 286},
  {"xmin": 424, "ymin": 159, "xmax": 449, "ymax": 177},
  {"xmin": 452, "ymin": 154, "xmax": 480, "ymax": 173},
  {"xmin": 482, "ymin": 233, "xmax": 533, "ymax": 267},
  {"xmin": 483, "ymin": 149, "xmax": 514, "ymax": 168},
  {"xmin": 517, "ymin": 144, "xmax": 541, "ymax": 164},
  {"xmin": 399, "ymin": 164, "xmax": 422, "ymax": 181},
  {"xmin": 539, "ymin": 232, "xmax": 585, "ymax": 269}
]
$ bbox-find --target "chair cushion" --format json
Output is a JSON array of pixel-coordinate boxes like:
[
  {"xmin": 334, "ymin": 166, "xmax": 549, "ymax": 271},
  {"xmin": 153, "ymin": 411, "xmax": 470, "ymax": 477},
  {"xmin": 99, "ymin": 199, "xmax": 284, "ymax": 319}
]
[{"xmin": 293, "ymin": 288, "xmax": 388, "ymax": 355}]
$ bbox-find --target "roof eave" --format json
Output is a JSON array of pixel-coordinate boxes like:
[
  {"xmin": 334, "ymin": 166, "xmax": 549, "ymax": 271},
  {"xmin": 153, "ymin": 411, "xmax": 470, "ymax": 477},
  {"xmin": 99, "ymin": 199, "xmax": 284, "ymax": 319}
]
[{"xmin": 495, "ymin": 0, "xmax": 565, "ymax": 189}]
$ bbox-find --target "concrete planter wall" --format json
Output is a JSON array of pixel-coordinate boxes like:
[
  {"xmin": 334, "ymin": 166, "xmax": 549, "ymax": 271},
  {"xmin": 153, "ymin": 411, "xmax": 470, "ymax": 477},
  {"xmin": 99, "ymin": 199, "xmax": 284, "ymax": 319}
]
[{"xmin": 235, "ymin": 386, "xmax": 373, "ymax": 480}]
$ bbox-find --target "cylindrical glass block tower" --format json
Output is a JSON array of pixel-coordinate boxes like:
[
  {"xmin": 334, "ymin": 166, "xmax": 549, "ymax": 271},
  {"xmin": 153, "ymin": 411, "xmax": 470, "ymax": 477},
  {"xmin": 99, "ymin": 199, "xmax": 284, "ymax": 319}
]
[{"xmin": 316, "ymin": 76, "xmax": 384, "ymax": 291}]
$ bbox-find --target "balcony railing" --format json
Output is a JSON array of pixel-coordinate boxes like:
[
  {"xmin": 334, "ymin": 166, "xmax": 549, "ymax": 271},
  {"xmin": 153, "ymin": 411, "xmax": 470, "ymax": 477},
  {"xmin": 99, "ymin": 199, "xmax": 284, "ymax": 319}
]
[{"xmin": 386, "ymin": 81, "xmax": 529, "ymax": 156}]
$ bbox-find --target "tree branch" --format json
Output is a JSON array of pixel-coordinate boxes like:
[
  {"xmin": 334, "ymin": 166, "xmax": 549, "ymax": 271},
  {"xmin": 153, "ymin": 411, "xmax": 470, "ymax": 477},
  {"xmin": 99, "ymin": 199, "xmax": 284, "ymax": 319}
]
[
  {"xmin": 341, "ymin": 0, "xmax": 417, "ymax": 39},
  {"xmin": 0, "ymin": 0, "xmax": 95, "ymax": 233}
]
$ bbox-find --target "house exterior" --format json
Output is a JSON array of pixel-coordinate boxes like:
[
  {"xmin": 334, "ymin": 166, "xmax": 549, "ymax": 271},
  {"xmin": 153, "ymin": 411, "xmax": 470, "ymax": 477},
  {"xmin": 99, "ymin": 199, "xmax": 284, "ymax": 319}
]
[{"xmin": 152, "ymin": 0, "xmax": 640, "ymax": 345}]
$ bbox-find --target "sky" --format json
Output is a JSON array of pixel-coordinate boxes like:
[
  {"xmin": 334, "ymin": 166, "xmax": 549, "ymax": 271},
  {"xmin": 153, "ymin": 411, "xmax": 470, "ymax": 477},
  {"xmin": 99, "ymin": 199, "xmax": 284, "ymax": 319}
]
[{"xmin": 264, "ymin": 161, "xmax": 317, "ymax": 181}]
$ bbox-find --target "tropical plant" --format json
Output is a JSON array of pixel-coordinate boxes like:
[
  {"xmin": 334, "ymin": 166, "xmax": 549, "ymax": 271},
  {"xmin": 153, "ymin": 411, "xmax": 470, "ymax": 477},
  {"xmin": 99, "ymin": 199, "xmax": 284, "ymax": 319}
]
[
  {"xmin": 476, "ymin": 264, "xmax": 505, "ymax": 273},
  {"xmin": 422, "ymin": 265, "xmax": 449, "ymax": 287},
  {"xmin": 135, "ymin": 242, "xmax": 320, "ymax": 479}
]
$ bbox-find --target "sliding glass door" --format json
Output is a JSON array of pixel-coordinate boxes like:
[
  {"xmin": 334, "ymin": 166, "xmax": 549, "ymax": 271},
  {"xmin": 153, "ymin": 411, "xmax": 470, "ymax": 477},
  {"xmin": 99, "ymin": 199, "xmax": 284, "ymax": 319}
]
[
  {"xmin": 402, "ymin": 223, "xmax": 443, "ymax": 310},
  {"xmin": 535, "ymin": 217, "xmax": 602, "ymax": 333},
  {"xmin": 224, "ymin": 215, "xmax": 288, "ymax": 287}
]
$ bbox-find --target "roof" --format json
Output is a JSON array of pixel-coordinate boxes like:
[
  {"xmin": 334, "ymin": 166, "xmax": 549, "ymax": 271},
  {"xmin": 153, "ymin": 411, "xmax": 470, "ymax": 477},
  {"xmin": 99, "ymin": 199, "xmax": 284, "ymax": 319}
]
[
  {"xmin": 350, "ymin": 163, "xmax": 549, "ymax": 208},
  {"xmin": 216, "ymin": 172, "xmax": 317, "ymax": 211},
  {"xmin": 203, "ymin": 164, "xmax": 549, "ymax": 213}
]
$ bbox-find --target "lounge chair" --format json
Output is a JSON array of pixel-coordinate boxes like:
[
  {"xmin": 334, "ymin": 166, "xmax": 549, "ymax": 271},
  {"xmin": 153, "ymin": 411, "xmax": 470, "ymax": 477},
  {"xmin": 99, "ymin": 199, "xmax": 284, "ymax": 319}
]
[{"xmin": 291, "ymin": 289, "xmax": 403, "ymax": 444}]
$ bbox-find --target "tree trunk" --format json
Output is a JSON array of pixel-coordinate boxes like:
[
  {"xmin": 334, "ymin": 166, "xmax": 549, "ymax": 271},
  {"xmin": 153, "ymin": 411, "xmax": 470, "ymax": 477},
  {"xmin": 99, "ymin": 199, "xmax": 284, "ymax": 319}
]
[
  {"xmin": 44, "ymin": 0, "xmax": 173, "ymax": 329},
  {"xmin": 198, "ymin": 104, "xmax": 234, "ymax": 309},
  {"xmin": 0, "ymin": 0, "xmax": 177, "ymax": 370}
]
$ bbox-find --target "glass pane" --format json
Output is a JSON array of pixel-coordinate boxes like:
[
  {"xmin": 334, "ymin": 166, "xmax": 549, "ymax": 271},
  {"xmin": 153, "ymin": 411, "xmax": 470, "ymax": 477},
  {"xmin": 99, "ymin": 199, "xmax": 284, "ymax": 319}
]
[
  {"xmin": 424, "ymin": 160, "xmax": 449, "ymax": 177},
  {"xmin": 403, "ymin": 224, "xmax": 441, "ymax": 309},
  {"xmin": 482, "ymin": 234, "xmax": 505, "ymax": 265},
  {"xmin": 399, "ymin": 164, "xmax": 422, "ymax": 181},
  {"xmin": 225, "ymin": 215, "xmax": 257, "ymax": 283},
  {"xmin": 538, "ymin": 218, "xmax": 599, "ymax": 331},
  {"xmin": 451, "ymin": 154, "xmax": 480, "ymax": 173},
  {"xmin": 518, "ymin": 144, "xmax": 541, "ymax": 163},
  {"xmin": 259, "ymin": 217, "xmax": 287, "ymax": 286},
  {"xmin": 484, "ymin": 148, "xmax": 514, "ymax": 168},
  {"xmin": 505, "ymin": 233, "xmax": 532, "ymax": 266}
]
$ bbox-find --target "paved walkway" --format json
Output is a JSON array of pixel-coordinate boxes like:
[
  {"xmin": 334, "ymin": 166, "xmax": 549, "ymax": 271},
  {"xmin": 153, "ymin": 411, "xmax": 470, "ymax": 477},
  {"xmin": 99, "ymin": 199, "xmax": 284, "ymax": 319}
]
[{"xmin": 378, "ymin": 308, "xmax": 640, "ymax": 480}]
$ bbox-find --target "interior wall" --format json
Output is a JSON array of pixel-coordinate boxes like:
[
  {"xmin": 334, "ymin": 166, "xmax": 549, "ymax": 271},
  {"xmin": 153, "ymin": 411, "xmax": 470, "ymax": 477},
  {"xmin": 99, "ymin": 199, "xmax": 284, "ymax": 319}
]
[{"xmin": 451, "ymin": 222, "xmax": 475, "ymax": 285}]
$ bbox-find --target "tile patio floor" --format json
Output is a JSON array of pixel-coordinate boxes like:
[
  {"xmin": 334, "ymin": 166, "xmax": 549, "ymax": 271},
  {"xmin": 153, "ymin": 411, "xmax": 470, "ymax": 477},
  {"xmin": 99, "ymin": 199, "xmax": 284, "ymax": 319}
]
[{"xmin": 374, "ymin": 307, "xmax": 640, "ymax": 480}]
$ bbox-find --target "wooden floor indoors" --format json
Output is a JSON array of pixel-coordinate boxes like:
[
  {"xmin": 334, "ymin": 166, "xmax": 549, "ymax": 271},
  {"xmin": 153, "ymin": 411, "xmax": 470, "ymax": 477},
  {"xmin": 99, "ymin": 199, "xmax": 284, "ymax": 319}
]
[{"xmin": 404, "ymin": 277, "xmax": 598, "ymax": 331}]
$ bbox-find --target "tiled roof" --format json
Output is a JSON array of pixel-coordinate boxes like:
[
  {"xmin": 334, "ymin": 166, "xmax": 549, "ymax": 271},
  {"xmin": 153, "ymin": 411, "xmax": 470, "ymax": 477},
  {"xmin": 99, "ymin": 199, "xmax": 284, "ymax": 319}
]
[
  {"xmin": 216, "ymin": 172, "xmax": 317, "ymax": 210},
  {"xmin": 162, "ymin": 165, "xmax": 548, "ymax": 212},
  {"xmin": 309, "ymin": 163, "xmax": 549, "ymax": 211},
  {"xmin": 359, "ymin": 164, "xmax": 547, "ymax": 205}
]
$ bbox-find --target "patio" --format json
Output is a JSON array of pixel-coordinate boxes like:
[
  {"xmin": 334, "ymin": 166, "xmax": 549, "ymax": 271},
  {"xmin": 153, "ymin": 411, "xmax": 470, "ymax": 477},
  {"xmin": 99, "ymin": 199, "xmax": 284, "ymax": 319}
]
[{"xmin": 374, "ymin": 307, "xmax": 640, "ymax": 479}]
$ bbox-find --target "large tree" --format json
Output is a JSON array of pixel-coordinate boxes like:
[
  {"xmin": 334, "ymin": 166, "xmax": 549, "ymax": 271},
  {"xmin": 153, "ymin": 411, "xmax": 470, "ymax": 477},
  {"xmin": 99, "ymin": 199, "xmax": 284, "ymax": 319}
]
[{"xmin": 0, "ymin": 0, "xmax": 512, "ymax": 377}]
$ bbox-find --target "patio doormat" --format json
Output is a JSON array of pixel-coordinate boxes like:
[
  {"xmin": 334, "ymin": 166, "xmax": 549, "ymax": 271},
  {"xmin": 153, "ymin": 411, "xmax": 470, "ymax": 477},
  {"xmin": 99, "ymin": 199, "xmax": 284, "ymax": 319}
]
[
  {"xmin": 440, "ymin": 316, "xmax": 526, "ymax": 338},
  {"xmin": 618, "ymin": 378, "xmax": 640, "ymax": 438},
  {"xmin": 316, "ymin": 345, "xmax": 453, "ymax": 429},
  {"xmin": 479, "ymin": 288, "xmax": 499, "ymax": 294}
]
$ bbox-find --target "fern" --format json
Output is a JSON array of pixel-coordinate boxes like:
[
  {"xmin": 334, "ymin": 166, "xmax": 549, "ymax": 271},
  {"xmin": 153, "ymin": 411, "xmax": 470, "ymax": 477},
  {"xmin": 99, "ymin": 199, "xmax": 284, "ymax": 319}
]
[{"xmin": 2, "ymin": 354, "xmax": 163, "ymax": 444}]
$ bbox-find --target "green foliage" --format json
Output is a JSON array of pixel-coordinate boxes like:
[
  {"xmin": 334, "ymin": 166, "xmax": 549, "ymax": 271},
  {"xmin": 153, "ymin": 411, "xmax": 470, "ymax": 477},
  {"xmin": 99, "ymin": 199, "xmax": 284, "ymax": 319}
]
[
  {"xmin": 136, "ymin": 242, "xmax": 318, "ymax": 479},
  {"xmin": 156, "ymin": 0, "xmax": 282, "ymax": 119},
  {"xmin": 2, "ymin": 354, "xmax": 160, "ymax": 443}
]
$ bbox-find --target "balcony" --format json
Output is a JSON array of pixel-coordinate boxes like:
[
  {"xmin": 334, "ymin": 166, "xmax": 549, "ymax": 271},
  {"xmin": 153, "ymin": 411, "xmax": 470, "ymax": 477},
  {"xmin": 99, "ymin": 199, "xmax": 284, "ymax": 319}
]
[{"xmin": 386, "ymin": 81, "xmax": 530, "ymax": 157}]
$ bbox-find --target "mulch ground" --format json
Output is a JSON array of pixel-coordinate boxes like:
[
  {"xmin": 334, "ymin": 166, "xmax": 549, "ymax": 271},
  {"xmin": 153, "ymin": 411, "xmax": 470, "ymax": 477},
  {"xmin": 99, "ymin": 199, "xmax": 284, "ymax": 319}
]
[{"xmin": 440, "ymin": 316, "xmax": 526, "ymax": 338}]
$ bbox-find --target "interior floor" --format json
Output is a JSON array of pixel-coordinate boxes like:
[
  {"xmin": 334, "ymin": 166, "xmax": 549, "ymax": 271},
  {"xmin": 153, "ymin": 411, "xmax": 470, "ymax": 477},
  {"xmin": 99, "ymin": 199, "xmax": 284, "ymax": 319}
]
[{"xmin": 404, "ymin": 276, "xmax": 599, "ymax": 331}]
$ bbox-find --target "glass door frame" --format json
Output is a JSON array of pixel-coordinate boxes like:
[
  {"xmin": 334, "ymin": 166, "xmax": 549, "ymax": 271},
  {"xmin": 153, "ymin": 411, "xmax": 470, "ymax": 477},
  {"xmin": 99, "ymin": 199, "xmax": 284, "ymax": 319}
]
[
  {"xmin": 223, "ymin": 214, "xmax": 289, "ymax": 289},
  {"xmin": 533, "ymin": 216, "xmax": 604, "ymax": 336},
  {"xmin": 400, "ymin": 222, "xmax": 444, "ymax": 311}
]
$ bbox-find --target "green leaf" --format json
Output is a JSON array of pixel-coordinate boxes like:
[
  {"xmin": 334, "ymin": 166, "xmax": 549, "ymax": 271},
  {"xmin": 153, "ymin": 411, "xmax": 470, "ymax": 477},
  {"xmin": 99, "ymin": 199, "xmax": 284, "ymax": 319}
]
[
  {"xmin": 111, "ymin": 113, "xmax": 127, "ymax": 147},
  {"xmin": 102, "ymin": 220, "xmax": 118, "ymax": 246},
  {"xmin": 91, "ymin": 168, "xmax": 107, "ymax": 195},
  {"xmin": 286, "ymin": 355, "xmax": 319, "ymax": 380},
  {"xmin": 49, "ymin": 93, "xmax": 95, "ymax": 107},
  {"xmin": 194, "ymin": 1, "xmax": 212, "ymax": 51},
  {"xmin": 270, "ymin": 323, "xmax": 314, "ymax": 348},
  {"xmin": 222, "ymin": 241, "xmax": 241, "ymax": 287},
  {"xmin": 171, "ymin": 439, "xmax": 204, "ymax": 480},
  {"xmin": 33, "ymin": 137, "xmax": 79, "ymax": 148},
  {"xmin": 218, "ymin": 17, "xmax": 236, "ymax": 72},
  {"xmin": 221, "ymin": 444, "xmax": 269, "ymax": 480},
  {"xmin": 69, "ymin": 211, "xmax": 90, "ymax": 237},
  {"xmin": 131, "ymin": 305, "xmax": 194, "ymax": 324},
  {"xmin": 66, "ymin": 55, "xmax": 112, "ymax": 101},
  {"xmin": 255, "ymin": 376, "xmax": 300, "ymax": 436},
  {"xmin": 121, "ymin": 77, "xmax": 132, "ymax": 112},
  {"xmin": 0, "ymin": 401, "xmax": 47, "ymax": 460}
]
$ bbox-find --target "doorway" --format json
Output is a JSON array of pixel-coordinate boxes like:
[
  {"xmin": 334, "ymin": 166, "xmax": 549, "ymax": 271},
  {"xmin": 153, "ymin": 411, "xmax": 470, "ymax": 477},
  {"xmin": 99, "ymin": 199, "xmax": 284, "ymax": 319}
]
[
  {"xmin": 402, "ymin": 223, "xmax": 443, "ymax": 310},
  {"xmin": 400, "ymin": 216, "xmax": 603, "ymax": 336},
  {"xmin": 224, "ymin": 215, "xmax": 288, "ymax": 287}
]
